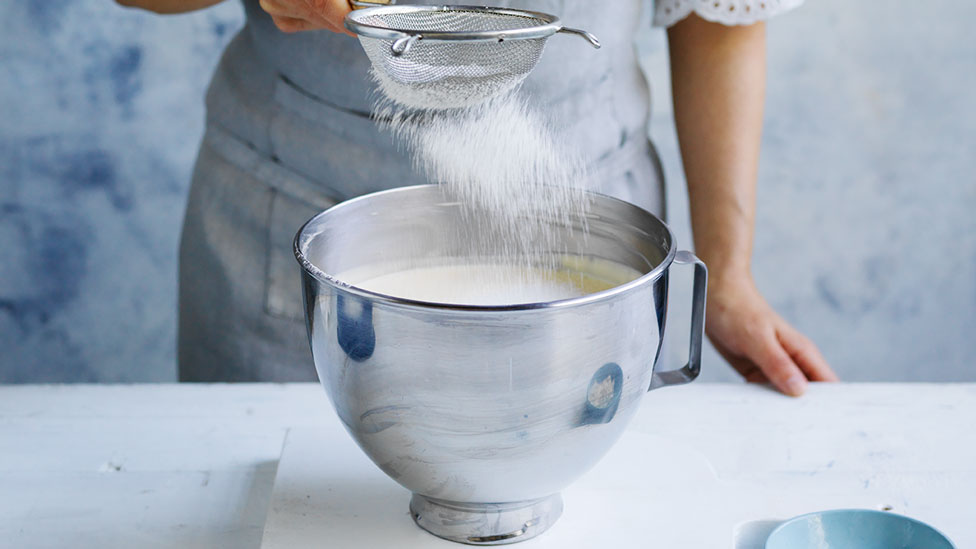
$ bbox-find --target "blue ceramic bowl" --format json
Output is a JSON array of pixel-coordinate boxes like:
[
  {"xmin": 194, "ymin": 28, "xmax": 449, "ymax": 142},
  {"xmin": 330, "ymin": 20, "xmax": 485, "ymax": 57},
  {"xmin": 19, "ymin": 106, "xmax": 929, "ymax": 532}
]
[{"xmin": 765, "ymin": 509, "xmax": 955, "ymax": 549}]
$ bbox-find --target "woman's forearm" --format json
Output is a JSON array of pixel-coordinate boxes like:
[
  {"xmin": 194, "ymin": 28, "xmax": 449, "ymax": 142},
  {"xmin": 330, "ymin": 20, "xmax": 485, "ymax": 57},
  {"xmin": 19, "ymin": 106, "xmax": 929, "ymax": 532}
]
[
  {"xmin": 115, "ymin": 0, "xmax": 225, "ymax": 14},
  {"xmin": 667, "ymin": 13, "xmax": 766, "ymax": 288}
]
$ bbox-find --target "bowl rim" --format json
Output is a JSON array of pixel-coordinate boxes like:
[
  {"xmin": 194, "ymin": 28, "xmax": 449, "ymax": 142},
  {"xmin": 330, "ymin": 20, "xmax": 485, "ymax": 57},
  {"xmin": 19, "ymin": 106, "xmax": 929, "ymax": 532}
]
[
  {"xmin": 764, "ymin": 508, "xmax": 956, "ymax": 549},
  {"xmin": 293, "ymin": 184, "xmax": 677, "ymax": 312}
]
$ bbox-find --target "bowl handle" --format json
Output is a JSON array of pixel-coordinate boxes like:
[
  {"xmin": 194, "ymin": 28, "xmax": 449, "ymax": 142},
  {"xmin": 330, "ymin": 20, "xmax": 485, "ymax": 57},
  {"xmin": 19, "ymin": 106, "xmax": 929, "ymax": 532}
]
[{"xmin": 649, "ymin": 250, "xmax": 707, "ymax": 391}]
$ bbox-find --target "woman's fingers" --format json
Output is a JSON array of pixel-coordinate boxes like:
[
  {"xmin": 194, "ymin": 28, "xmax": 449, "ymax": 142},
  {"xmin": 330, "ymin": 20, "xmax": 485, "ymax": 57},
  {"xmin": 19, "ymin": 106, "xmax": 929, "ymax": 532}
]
[
  {"xmin": 777, "ymin": 322, "xmax": 839, "ymax": 382},
  {"xmin": 259, "ymin": 0, "xmax": 297, "ymax": 18},
  {"xmin": 259, "ymin": 0, "xmax": 353, "ymax": 34},
  {"xmin": 309, "ymin": 0, "xmax": 353, "ymax": 28},
  {"xmin": 724, "ymin": 353, "xmax": 768, "ymax": 383},
  {"xmin": 301, "ymin": 0, "xmax": 354, "ymax": 35},
  {"xmin": 271, "ymin": 14, "xmax": 324, "ymax": 33},
  {"xmin": 719, "ymin": 321, "xmax": 836, "ymax": 396},
  {"xmin": 750, "ymin": 328, "xmax": 808, "ymax": 396}
]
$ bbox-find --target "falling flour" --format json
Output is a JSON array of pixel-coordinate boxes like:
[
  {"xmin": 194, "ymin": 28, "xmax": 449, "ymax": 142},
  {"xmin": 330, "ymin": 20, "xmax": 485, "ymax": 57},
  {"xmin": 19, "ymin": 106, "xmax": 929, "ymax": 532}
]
[
  {"xmin": 355, "ymin": 61, "xmax": 609, "ymax": 304},
  {"xmin": 373, "ymin": 89, "xmax": 591, "ymax": 274}
]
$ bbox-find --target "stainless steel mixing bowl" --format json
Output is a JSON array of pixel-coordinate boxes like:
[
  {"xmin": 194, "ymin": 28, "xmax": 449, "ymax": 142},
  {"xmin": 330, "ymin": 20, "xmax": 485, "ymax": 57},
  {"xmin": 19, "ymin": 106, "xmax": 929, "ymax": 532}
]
[{"xmin": 294, "ymin": 185, "xmax": 706, "ymax": 545}]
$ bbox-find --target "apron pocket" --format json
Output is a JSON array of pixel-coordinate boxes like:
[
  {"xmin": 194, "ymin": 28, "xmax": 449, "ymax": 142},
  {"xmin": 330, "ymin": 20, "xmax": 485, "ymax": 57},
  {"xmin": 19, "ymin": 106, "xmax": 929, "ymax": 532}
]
[{"xmin": 202, "ymin": 125, "xmax": 339, "ymax": 322}]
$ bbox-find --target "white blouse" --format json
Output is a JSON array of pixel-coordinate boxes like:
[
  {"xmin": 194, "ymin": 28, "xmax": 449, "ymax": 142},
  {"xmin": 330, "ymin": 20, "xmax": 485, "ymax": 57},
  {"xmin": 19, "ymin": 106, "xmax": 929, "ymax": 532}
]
[{"xmin": 654, "ymin": 0, "xmax": 804, "ymax": 27}]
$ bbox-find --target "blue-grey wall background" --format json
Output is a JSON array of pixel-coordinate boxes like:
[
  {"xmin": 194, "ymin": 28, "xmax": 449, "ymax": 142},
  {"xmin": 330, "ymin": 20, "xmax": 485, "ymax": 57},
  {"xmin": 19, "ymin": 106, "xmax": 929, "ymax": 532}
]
[
  {"xmin": 1, "ymin": 1, "xmax": 974, "ymax": 383},
  {"xmin": 0, "ymin": 1, "xmax": 242, "ymax": 381}
]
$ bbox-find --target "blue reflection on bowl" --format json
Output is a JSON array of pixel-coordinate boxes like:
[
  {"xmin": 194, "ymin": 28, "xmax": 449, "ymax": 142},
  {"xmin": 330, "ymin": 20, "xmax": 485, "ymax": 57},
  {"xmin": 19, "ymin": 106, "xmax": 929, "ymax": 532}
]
[
  {"xmin": 579, "ymin": 362, "xmax": 624, "ymax": 426},
  {"xmin": 336, "ymin": 294, "xmax": 375, "ymax": 362},
  {"xmin": 766, "ymin": 509, "xmax": 954, "ymax": 549}
]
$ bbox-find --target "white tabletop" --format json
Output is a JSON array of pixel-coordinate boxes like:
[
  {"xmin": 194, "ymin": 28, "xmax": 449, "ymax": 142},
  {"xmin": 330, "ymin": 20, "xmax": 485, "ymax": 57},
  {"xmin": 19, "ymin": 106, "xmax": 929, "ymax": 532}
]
[{"xmin": 1, "ymin": 383, "xmax": 973, "ymax": 548}]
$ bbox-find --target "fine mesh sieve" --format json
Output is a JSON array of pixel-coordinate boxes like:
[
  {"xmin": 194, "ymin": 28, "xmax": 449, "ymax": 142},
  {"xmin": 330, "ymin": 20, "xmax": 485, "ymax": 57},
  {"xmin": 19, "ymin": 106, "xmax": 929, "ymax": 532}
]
[{"xmin": 345, "ymin": 3, "xmax": 600, "ymax": 110}]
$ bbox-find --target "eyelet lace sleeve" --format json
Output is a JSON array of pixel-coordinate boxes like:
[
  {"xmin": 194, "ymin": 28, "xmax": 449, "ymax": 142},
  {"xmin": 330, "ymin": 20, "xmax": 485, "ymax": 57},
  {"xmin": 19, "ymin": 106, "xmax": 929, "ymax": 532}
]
[{"xmin": 653, "ymin": 0, "xmax": 805, "ymax": 27}]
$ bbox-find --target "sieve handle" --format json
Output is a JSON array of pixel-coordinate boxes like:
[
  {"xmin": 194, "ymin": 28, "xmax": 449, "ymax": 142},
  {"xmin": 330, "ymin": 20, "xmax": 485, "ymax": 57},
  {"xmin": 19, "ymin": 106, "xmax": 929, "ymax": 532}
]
[
  {"xmin": 649, "ymin": 251, "xmax": 707, "ymax": 391},
  {"xmin": 349, "ymin": 0, "xmax": 395, "ymax": 8},
  {"xmin": 557, "ymin": 27, "xmax": 601, "ymax": 49}
]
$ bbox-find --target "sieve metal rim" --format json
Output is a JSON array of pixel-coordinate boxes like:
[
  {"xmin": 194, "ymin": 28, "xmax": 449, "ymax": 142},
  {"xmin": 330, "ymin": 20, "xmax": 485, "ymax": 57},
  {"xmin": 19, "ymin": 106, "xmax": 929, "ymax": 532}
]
[{"xmin": 344, "ymin": 5, "xmax": 563, "ymax": 43}]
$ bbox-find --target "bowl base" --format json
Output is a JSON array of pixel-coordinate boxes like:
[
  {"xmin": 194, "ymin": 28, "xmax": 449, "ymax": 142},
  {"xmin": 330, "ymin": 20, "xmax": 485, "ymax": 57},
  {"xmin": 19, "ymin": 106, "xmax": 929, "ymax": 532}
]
[{"xmin": 409, "ymin": 493, "xmax": 563, "ymax": 545}]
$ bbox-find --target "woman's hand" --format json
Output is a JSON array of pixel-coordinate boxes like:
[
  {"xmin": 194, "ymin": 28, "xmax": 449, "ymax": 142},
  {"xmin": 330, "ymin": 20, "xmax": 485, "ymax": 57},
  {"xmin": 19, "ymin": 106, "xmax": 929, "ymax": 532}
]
[
  {"xmin": 258, "ymin": 0, "xmax": 354, "ymax": 34},
  {"xmin": 706, "ymin": 273, "xmax": 838, "ymax": 396}
]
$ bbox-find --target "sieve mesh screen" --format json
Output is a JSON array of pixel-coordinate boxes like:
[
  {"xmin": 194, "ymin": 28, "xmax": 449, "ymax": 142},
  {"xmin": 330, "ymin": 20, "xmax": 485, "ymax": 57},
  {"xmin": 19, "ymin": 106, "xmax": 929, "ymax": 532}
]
[{"xmin": 351, "ymin": 8, "xmax": 554, "ymax": 109}]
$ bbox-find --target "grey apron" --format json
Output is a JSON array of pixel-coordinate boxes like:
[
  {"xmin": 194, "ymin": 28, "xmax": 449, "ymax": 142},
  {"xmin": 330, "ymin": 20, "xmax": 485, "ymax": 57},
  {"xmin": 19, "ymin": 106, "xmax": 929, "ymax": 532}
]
[{"xmin": 178, "ymin": 0, "xmax": 665, "ymax": 381}]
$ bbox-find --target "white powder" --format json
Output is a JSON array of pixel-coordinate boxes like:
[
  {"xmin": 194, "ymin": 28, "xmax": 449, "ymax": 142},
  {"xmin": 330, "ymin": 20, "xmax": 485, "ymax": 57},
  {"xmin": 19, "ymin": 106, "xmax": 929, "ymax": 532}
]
[
  {"xmin": 373, "ymin": 90, "xmax": 591, "ymax": 274},
  {"xmin": 365, "ymin": 59, "xmax": 600, "ymax": 302}
]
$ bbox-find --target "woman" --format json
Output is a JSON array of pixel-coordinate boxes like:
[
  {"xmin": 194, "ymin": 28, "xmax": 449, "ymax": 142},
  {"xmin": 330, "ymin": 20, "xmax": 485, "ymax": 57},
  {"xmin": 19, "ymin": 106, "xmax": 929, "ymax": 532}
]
[{"xmin": 119, "ymin": 0, "xmax": 838, "ymax": 395}]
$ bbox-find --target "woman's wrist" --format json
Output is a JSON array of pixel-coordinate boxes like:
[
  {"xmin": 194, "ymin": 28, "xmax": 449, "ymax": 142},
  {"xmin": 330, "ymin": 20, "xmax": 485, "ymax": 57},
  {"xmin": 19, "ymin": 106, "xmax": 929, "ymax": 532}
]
[
  {"xmin": 690, "ymin": 228, "xmax": 755, "ymax": 295},
  {"xmin": 703, "ymin": 260, "xmax": 754, "ymax": 296}
]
